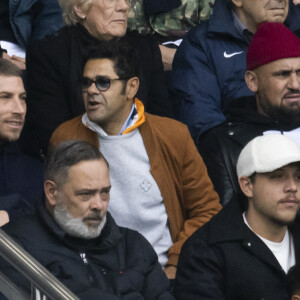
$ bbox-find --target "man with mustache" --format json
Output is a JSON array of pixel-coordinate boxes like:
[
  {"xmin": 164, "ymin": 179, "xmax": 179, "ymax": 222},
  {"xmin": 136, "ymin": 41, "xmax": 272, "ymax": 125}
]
[
  {"xmin": 49, "ymin": 39, "xmax": 221, "ymax": 280},
  {"xmin": 199, "ymin": 22, "xmax": 300, "ymax": 205},
  {"xmin": 176, "ymin": 134, "xmax": 300, "ymax": 299},
  {"xmin": 1, "ymin": 140, "xmax": 174, "ymax": 299},
  {"xmin": 170, "ymin": 0, "xmax": 300, "ymax": 142},
  {"xmin": 0, "ymin": 58, "xmax": 43, "ymax": 226}
]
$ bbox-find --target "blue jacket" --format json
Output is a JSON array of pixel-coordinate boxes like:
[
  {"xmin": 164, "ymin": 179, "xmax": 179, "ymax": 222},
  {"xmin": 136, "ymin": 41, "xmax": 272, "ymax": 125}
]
[
  {"xmin": 0, "ymin": 142, "xmax": 43, "ymax": 221},
  {"xmin": 9, "ymin": 0, "xmax": 64, "ymax": 49},
  {"xmin": 170, "ymin": 0, "xmax": 300, "ymax": 141}
]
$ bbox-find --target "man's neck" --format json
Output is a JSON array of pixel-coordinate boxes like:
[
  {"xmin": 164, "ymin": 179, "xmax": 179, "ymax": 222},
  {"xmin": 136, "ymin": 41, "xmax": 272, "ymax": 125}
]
[
  {"xmin": 245, "ymin": 210, "xmax": 288, "ymax": 242},
  {"xmin": 98, "ymin": 103, "xmax": 135, "ymax": 136},
  {"xmin": 233, "ymin": 8, "xmax": 257, "ymax": 34}
]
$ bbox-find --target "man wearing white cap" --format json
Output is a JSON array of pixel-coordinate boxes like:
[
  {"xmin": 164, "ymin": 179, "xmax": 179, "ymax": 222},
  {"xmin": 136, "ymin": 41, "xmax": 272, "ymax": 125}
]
[{"xmin": 175, "ymin": 134, "xmax": 300, "ymax": 299}]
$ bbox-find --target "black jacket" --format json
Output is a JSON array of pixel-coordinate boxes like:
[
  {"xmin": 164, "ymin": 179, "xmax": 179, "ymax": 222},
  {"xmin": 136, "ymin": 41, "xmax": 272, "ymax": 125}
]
[
  {"xmin": 25, "ymin": 24, "xmax": 170, "ymax": 157},
  {"xmin": 175, "ymin": 200, "xmax": 300, "ymax": 300},
  {"xmin": 0, "ymin": 142, "xmax": 43, "ymax": 221},
  {"xmin": 1, "ymin": 202, "xmax": 174, "ymax": 299},
  {"xmin": 198, "ymin": 96, "xmax": 300, "ymax": 205}
]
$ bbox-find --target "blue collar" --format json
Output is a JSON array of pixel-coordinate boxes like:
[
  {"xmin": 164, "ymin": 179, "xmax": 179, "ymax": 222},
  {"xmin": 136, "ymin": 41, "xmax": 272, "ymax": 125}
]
[
  {"xmin": 232, "ymin": 10, "xmax": 253, "ymax": 43},
  {"xmin": 232, "ymin": 10, "xmax": 247, "ymax": 34},
  {"xmin": 118, "ymin": 104, "xmax": 137, "ymax": 135}
]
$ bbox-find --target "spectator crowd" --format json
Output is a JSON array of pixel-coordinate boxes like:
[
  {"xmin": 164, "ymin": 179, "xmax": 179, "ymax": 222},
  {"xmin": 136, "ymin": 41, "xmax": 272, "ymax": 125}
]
[{"xmin": 0, "ymin": 0, "xmax": 299, "ymax": 299}]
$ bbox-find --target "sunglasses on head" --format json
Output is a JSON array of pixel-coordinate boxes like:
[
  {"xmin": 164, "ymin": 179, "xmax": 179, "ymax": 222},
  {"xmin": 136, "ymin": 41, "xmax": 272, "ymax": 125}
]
[{"xmin": 81, "ymin": 76, "xmax": 129, "ymax": 92}]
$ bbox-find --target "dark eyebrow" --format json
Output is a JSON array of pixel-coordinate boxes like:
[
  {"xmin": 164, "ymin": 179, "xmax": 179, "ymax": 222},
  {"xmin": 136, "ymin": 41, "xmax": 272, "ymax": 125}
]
[
  {"xmin": 0, "ymin": 92, "xmax": 26, "ymax": 96},
  {"xmin": 74, "ymin": 189, "xmax": 97, "ymax": 195},
  {"xmin": 74, "ymin": 186, "xmax": 111, "ymax": 195},
  {"xmin": 100, "ymin": 186, "xmax": 111, "ymax": 193},
  {"xmin": 272, "ymin": 70, "xmax": 291, "ymax": 76},
  {"xmin": 272, "ymin": 68, "xmax": 300, "ymax": 75}
]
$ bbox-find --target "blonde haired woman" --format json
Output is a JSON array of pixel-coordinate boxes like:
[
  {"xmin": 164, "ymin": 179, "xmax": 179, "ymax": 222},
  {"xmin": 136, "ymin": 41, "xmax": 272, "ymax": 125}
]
[{"xmin": 25, "ymin": 0, "xmax": 169, "ymax": 156}]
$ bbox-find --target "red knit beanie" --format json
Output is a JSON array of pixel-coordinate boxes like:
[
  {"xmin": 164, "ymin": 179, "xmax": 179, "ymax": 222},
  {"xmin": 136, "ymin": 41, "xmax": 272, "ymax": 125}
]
[{"xmin": 246, "ymin": 22, "xmax": 300, "ymax": 71}]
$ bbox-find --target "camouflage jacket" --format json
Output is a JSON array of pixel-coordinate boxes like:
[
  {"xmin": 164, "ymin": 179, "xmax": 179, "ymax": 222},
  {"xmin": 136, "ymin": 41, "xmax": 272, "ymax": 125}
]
[{"xmin": 128, "ymin": 0, "xmax": 215, "ymax": 37}]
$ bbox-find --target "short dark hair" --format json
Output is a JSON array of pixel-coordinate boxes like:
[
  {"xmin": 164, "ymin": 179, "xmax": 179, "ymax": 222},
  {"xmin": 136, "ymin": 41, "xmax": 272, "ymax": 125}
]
[
  {"xmin": 44, "ymin": 140, "xmax": 109, "ymax": 186},
  {"xmin": 287, "ymin": 264, "xmax": 300, "ymax": 298},
  {"xmin": 84, "ymin": 38, "xmax": 140, "ymax": 80},
  {"xmin": 0, "ymin": 58, "xmax": 22, "ymax": 77}
]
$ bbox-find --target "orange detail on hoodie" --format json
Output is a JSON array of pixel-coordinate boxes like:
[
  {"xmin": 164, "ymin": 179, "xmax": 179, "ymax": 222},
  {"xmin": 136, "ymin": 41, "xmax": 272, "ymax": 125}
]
[{"xmin": 122, "ymin": 98, "xmax": 146, "ymax": 135}]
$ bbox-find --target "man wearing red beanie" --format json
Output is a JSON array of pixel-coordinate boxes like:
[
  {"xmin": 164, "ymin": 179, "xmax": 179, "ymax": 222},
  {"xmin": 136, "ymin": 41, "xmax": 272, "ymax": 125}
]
[
  {"xmin": 171, "ymin": 0, "xmax": 300, "ymax": 142},
  {"xmin": 199, "ymin": 22, "xmax": 300, "ymax": 206}
]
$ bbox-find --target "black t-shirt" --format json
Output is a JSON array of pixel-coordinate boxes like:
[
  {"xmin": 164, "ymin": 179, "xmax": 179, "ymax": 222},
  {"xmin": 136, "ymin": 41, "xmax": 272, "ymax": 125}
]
[{"xmin": 0, "ymin": 0, "xmax": 18, "ymax": 44}]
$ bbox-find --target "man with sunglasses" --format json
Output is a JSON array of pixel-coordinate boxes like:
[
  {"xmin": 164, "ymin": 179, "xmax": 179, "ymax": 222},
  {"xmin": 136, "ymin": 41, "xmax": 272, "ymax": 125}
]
[{"xmin": 50, "ymin": 39, "xmax": 221, "ymax": 280}]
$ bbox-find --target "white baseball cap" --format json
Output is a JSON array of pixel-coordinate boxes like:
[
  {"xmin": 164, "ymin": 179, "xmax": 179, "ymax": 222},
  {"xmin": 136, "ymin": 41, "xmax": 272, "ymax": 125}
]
[{"xmin": 237, "ymin": 135, "xmax": 300, "ymax": 179}]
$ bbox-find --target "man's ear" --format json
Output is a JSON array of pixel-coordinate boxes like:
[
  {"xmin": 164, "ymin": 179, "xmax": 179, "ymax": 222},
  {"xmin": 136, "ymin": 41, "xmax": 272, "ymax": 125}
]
[
  {"xmin": 239, "ymin": 176, "xmax": 254, "ymax": 198},
  {"xmin": 126, "ymin": 77, "xmax": 139, "ymax": 100},
  {"xmin": 231, "ymin": 0, "xmax": 242, "ymax": 8},
  {"xmin": 73, "ymin": 5, "xmax": 86, "ymax": 20},
  {"xmin": 292, "ymin": 295, "xmax": 300, "ymax": 300},
  {"xmin": 44, "ymin": 180, "xmax": 58, "ymax": 206},
  {"xmin": 245, "ymin": 70, "xmax": 259, "ymax": 93}
]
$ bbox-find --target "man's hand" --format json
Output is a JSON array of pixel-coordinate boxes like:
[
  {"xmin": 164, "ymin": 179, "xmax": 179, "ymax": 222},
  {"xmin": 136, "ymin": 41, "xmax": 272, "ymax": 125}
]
[
  {"xmin": 164, "ymin": 265, "xmax": 177, "ymax": 279},
  {"xmin": 2, "ymin": 52, "xmax": 26, "ymax": 70},
  {"xmin": 0, "ymin": 210, "xmax": 9, "ymax": 226}
]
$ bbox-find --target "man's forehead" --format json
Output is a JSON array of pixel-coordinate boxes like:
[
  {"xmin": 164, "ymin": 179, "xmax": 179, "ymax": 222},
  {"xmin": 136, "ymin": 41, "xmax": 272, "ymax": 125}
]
[
  {"xmin": 0, "ymin": 75, "xmax": 25, "ymax": 93},
  {"xmin": 84, "ymin": 58, "xmax": 116, "ymax": 75},
  {"xmin": 258, "ymin": 57, "xmax": 300, "ymax": 72},
  {"xmin": 66, "ymin": 160, "xmax": 109, "ymax": 182}
]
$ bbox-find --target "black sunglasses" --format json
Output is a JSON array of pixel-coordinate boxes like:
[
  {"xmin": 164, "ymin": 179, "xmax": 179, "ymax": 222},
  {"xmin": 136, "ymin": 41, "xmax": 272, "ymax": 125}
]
[{"xmin": 81, "ymin": 76, "xmax": 129, "ymax": 92}]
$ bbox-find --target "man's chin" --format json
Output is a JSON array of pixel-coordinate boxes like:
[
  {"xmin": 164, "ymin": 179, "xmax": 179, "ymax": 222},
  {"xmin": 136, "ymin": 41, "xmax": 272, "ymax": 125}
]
[
  {"xmin": 84, "ymin": 219, "xmax": 102, "ymax": 229},
  {"xmin": 0, "ymin": 131, "xmax": 22, "ymax": 143},
  {"xmin": 266, "ymin": 10, "xmax": 288, "ymax": 23},
  {"xmin": 54, "ymin": 204, "xmax": 107, "ymax": 239}
]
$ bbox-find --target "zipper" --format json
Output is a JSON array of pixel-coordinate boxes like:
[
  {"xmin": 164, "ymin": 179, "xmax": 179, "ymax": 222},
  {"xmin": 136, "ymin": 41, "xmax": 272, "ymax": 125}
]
[
  {"xmin": 79, "ymin": 252, "xmax": 96, "ymax": 284},
  {"xmin": 79, "ymin": 252, "xmax": 114, "ymax": 292}
]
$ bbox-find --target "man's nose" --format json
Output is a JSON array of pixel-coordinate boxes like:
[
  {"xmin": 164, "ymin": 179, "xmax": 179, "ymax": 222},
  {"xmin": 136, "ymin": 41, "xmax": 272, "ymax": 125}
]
[
  {"xmin": 287, "ymin": 72, "xmax": 300, "ymax": 91},
  {"xmin": 87, "ymin": 82, "xmax": 100, "ymax": 95},
  {"xmin": 90, "ymin": 194, "xmax": 105, "ymax": 211},
  {"xmin": 11, "ymin": 98, "xmax": 26, "ymax": 115},
  {"xmin": 284, "ymin": 176, "xmax": 298, "ymax": 193}
]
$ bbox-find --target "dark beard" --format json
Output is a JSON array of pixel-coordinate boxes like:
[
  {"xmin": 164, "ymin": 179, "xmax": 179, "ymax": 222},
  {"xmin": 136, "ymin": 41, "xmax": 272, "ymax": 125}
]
[{"xmin": 261, "ymin": 102, "xmax": 300, "ymax": 125}]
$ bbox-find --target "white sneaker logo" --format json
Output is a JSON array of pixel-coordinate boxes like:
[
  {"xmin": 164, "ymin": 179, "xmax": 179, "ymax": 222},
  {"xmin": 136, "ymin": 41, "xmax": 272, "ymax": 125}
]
[{"xmin": 224, "ymin": 51, "xmax": 243, "ymax": 58}]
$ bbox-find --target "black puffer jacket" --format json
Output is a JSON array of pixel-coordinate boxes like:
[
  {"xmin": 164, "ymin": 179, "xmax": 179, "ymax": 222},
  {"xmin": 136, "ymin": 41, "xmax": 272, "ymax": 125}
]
[
  {"xmin": 175, "ymin": 199, "xmax": 300, "ymax": 299},
  {"xmin": 198, "ymin": 96, "xmax": 300, "ymax": 205},
  {"xmin": 1, "ymin": 201, "xmax": 174, "ymax": 299}
]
